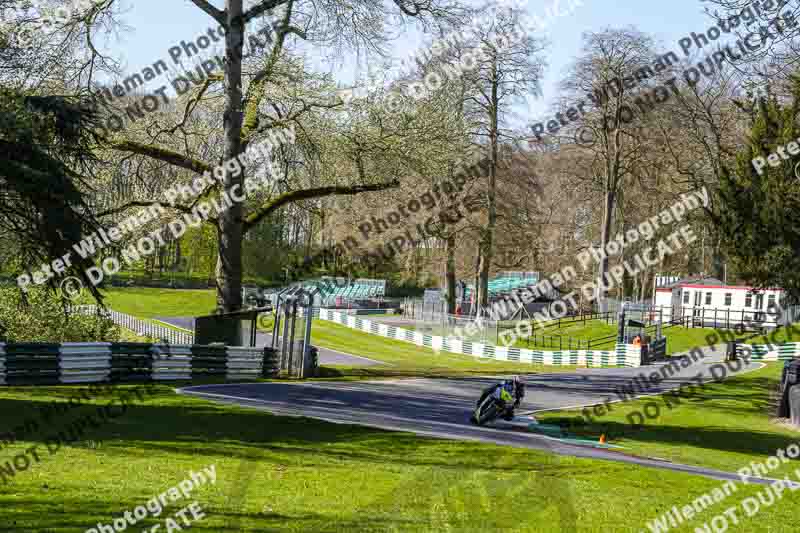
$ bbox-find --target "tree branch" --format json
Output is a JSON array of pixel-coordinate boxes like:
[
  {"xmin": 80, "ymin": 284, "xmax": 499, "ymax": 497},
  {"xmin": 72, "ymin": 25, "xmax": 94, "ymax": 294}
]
[
  {"xmin": 188, "ymin": 0, "xmax": 226, "ymax": 25},
  {"xmin": 95, "ymin": 199, "xmax": 196, "ymax": 218},
  {"xmin": 242, "ymin": 0, "xmax": 291, "ymax": 23},
  {"xmin": 243, "ymin": 179, "xmax": 400, "ymax": 232},
  {"xmin": 107, "ymin": 139, "xmax": 213, "ymax": 174},
  {"xmin": 241, "ymin": 0, "xmax": 297, "ymax": 141},
  {"xmin": 242, "ymin": 98, "xmax": 342, "ymax": 150},
  {"xmin": 392, "ymin": 0, "xmax": 423, "ymax": 16}
]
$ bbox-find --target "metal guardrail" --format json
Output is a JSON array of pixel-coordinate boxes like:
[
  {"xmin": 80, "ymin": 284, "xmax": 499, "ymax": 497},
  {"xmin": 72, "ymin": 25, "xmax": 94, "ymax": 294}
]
[
  {"xmin": 0, "ymin": 342, "xmax": 274, "ymax": 385},
  {"xmin": 535, "ymin": 311, "xmax": 614, "ymax": 329},
  {"xmin": 522, "ymin": 332, "xmax": 594, "ymax": 351}
]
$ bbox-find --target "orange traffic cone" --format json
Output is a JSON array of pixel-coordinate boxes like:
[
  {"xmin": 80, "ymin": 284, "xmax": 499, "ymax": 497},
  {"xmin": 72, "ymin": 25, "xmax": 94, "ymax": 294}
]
[{"xmin": 599, "ymin": 434, "xmax": 607, "ymax": 444}]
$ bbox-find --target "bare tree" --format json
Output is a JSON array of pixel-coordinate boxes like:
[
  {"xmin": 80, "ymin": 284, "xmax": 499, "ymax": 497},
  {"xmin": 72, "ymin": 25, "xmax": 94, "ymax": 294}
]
[
  {"xmin": 461, "ymin": 6, "xmax": 546, "ymax": 314},
  {"xmin": 648, "ymin": 54, "xmax": 744, "ymax": 279},
  {"xmin": 702, "ymin": 0, "xmax": 800, "ymax": 82},
  {"xmin": 557, "ymin": 27, "xmax": 660, "ymax": 311},
  {"xmin": 88, "ymin": 0, "xmax": 464, "ymax": 311}
]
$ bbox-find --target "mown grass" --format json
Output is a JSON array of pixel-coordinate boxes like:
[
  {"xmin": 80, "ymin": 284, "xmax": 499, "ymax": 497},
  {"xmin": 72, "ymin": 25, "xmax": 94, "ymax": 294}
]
[
  {"xmin": 536, "ymin": 363, "xmax": 800, "ymax": 477},
  {"xmin": 505, "ymin": 317, "xmax": 798, "ymax": 356},
  {"xmin": 88, "ymin": 287, "xmax": 217, "ymax": 318},
  {"xmin": 0, "ymin": 383, "xmax": 798, "ymax": 532},
  {"xmin": 264, "ymin": 316, "xmax": 582, "ymax": 378}
]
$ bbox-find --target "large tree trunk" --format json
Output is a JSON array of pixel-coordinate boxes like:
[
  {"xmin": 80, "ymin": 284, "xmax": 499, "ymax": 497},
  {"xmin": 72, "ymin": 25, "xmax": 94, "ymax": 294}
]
[
  {"xmin": 597, "ymin": 188, "xmax": 614, "ymax": 312},
  {"xmin": 711, "ymin": 231, "xmax": 725, "ymax": 281},
  {"xmin": 473, "ymin": 248, "xmax": 481, "ymax": 316},
  {"xmin": 445, "ymin": 235, "xmax": 456, "ymax": 314},
  {"xmin": 216, "ymin": 0, "xmax": 246, "ymax": 313},
  {"xmin": 476, "ymin": 56, "xmax": 499, "ymax": 316},
  {"xmin": 173, "ymin": 239, "xmax": 182, "ymax": 270}
]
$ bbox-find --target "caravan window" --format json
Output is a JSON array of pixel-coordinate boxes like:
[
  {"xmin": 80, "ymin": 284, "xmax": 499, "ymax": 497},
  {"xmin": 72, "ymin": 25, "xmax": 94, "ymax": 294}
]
[
  {"xmin": 683, "ymin": 290, "xmax": 689, "ymax": 304},
  {"xmin": 705, "ymin": 292, "xmax": 712, "ymax": 305},
  {"xmin": 745, "ymin": 293, "xmax": 752, "ymax": 307},
  {"xmin": 724, "ymin": 293, "xmax": 732, "ymax": 306}
]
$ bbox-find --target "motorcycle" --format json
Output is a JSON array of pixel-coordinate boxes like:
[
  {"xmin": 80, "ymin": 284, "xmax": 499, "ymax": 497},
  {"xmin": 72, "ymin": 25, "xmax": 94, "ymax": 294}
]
[
  {"xmin": 472, "ymin": 393, "xmax": 503, "ymax": 425},
  {"xmin": 470, "ymin": 379, "xmax": 525, "ymax": 426},
  {"xmin": 471, "ymin": 387, "xmax": 517, "ymax": 426}
]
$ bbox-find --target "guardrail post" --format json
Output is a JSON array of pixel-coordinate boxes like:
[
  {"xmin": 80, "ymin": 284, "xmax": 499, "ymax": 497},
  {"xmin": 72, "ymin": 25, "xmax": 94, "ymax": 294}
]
[{"xmin": 727, "ymin": 340, "xmax": 737, "ymax": 362}]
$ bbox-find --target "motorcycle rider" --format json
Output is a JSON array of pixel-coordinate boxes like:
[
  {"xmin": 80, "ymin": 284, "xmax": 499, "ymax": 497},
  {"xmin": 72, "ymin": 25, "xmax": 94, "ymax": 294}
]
[{"xmin": 470, "ymin": 376, "xmax": 525, "ymax": 424}]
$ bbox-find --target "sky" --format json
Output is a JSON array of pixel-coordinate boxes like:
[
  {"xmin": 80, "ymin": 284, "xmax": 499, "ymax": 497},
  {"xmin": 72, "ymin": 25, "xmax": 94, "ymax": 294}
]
[{"xmin": 108, "ymin": 0, "xmax": 719, "ymax": 122}]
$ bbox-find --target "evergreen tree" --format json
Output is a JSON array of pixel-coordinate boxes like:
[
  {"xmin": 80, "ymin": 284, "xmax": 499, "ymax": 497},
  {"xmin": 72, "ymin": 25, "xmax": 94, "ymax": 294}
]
[
  {"xmin": 0, "ymin": 88, "xmax": 104, "ymax": 298},
  {"xmin": 718, "ymin": 78, "xmax": 800, "ymax": 301}
]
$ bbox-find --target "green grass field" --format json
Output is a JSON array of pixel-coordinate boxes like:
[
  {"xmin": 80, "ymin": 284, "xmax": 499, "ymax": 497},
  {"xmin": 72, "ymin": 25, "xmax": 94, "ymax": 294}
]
[
  {"xmin": 536, "ymin": 363, "xmax": 800, "ymax": 476},
  {"xmin": 6, "ymin": 288, "xmax": 800, "ymax": 530},
  {"xmin": 1, "ymin": 382, "xmax": 798, "ymax": 532},
  {"xmin": 261, "ymin": 315, "xmax": 579, "ymax": 378},
  {"xmin": 400, "ymin": 314, "xmax": 765, "ymax": 355},
  {"xmin": 89, "ymin": 287, "xmax": 217, "ymax": 318},
  {"xmin": 505, "ymin": 318, "xmax": 794, "ymax": 356}
]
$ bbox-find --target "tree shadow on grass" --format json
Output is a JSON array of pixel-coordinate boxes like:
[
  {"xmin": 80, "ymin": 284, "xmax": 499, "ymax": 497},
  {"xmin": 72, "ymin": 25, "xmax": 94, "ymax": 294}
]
[
  {"xmin": 541, "ymin": 374, "xmax": 795, "ymax": 459},
  {"xmin": 0, "ymin": 495, "xmax": 426, "ymax": 533},
  {"xmin": 0, "ymin": 388, "xmax": 582, "ymax": 532},
  {"xmin": 0, "ymin": 387, "xmax": 567, "ymax": 470},
  {"xmin": 546, "ymin": 417, "xmax": 800, "ymax": 459}
]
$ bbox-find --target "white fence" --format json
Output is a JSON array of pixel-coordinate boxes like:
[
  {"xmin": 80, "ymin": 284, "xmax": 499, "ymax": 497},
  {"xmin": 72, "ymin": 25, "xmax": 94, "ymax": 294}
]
[
  {"xmin": 318, "ymin": 308, "xmax": 644, "ymax": 367},
  {"xmin": 77, "ymin": 305, "xmax": 195, "ymax": 344}
]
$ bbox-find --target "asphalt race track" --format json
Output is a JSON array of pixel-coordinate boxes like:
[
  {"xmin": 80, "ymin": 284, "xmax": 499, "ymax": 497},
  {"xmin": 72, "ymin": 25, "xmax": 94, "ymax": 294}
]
[{"xmin": 178, "ymin": 344, "xmax": 790, "ymax": 486}]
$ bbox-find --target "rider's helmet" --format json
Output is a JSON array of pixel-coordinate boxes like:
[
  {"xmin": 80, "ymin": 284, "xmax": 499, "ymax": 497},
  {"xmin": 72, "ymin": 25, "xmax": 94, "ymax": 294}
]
[
  {"xmin": 503, "ymin": 376, "xmax": 521, "ymax": 392},
  {"xmin": 508, "ymin": 375, "xmax": 525, "ymax": 398}
]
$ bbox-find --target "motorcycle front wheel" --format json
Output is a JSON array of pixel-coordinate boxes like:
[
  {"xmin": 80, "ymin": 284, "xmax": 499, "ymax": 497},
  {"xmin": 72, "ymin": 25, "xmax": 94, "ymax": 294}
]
[{"xmin": 474, "ymin": 397, "xmax": 500, "ymax": 425}]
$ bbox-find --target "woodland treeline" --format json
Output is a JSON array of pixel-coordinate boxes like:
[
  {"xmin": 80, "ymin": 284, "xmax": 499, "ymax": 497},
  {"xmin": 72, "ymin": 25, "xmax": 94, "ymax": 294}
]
[{"xmin": 2, "ymin": 0, "xmax": 800, "ymax": 312}]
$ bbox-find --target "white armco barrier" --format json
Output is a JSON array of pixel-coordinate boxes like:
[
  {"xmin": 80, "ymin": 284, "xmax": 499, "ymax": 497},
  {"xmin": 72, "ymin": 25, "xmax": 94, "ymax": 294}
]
[
  {"xmin": 0, "ymin": 341, "xmax": 270, "ymax": 385},
  {"xmin": 226, "ymin": 347, "xmax": 264, "ymax": 380},
  {"xmin": 151, "ymin": 344, "xmax": 193, "ymax": 381},
  {"xmin": 59, "ymin": 342, "xmax": 111, "ymax": 384}
]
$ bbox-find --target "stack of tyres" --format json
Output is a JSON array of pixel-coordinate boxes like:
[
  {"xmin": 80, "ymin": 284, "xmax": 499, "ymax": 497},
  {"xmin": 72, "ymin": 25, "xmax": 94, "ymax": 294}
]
[
  {"xmin": 4, "ymin": 343, "xmax": 61, "ymax": 385},
  {"xmin": 110, "ymin": 342, "xmax": 154, "ymax": 382},
  {"xmin": 262, "ymin": 347, "xmax": 279, "ymax": 377},
  {"xmin": 190, "ymin": 345, "xmax": 228, "ymax": 378}
]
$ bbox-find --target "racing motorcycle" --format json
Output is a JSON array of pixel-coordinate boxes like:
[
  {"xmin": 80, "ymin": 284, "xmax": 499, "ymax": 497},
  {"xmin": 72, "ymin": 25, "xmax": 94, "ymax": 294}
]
[{"xmin": 470, "ymin": 377, "xmax": 525, "ymax": 426}]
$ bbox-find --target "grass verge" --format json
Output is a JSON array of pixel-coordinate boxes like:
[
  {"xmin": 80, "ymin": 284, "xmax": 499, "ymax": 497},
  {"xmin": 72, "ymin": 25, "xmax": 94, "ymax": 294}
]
[
  {"xmin": 536, "ymin": 363, "xmax": 800, "ymax": 477},
  {"xmin": 271, "ymin": 317, "xmax": 583, "ymax": 378},
  {"xmin": 506, "ymin": 319, "xmax": 795, "ymax": 356},
  {"xmin": 0, "ymin": 383, "xmax": 798, "ymax": 532},
  {"xmin": 87, "ymin": 287, "xmax": 216, "ymax": 319}
]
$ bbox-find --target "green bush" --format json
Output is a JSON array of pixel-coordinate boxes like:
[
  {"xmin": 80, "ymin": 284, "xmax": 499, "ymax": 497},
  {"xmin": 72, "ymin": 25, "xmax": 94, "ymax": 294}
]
[{"xmin": 0, "ymin": 288, "xmax": 119, "ymax": 343}]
